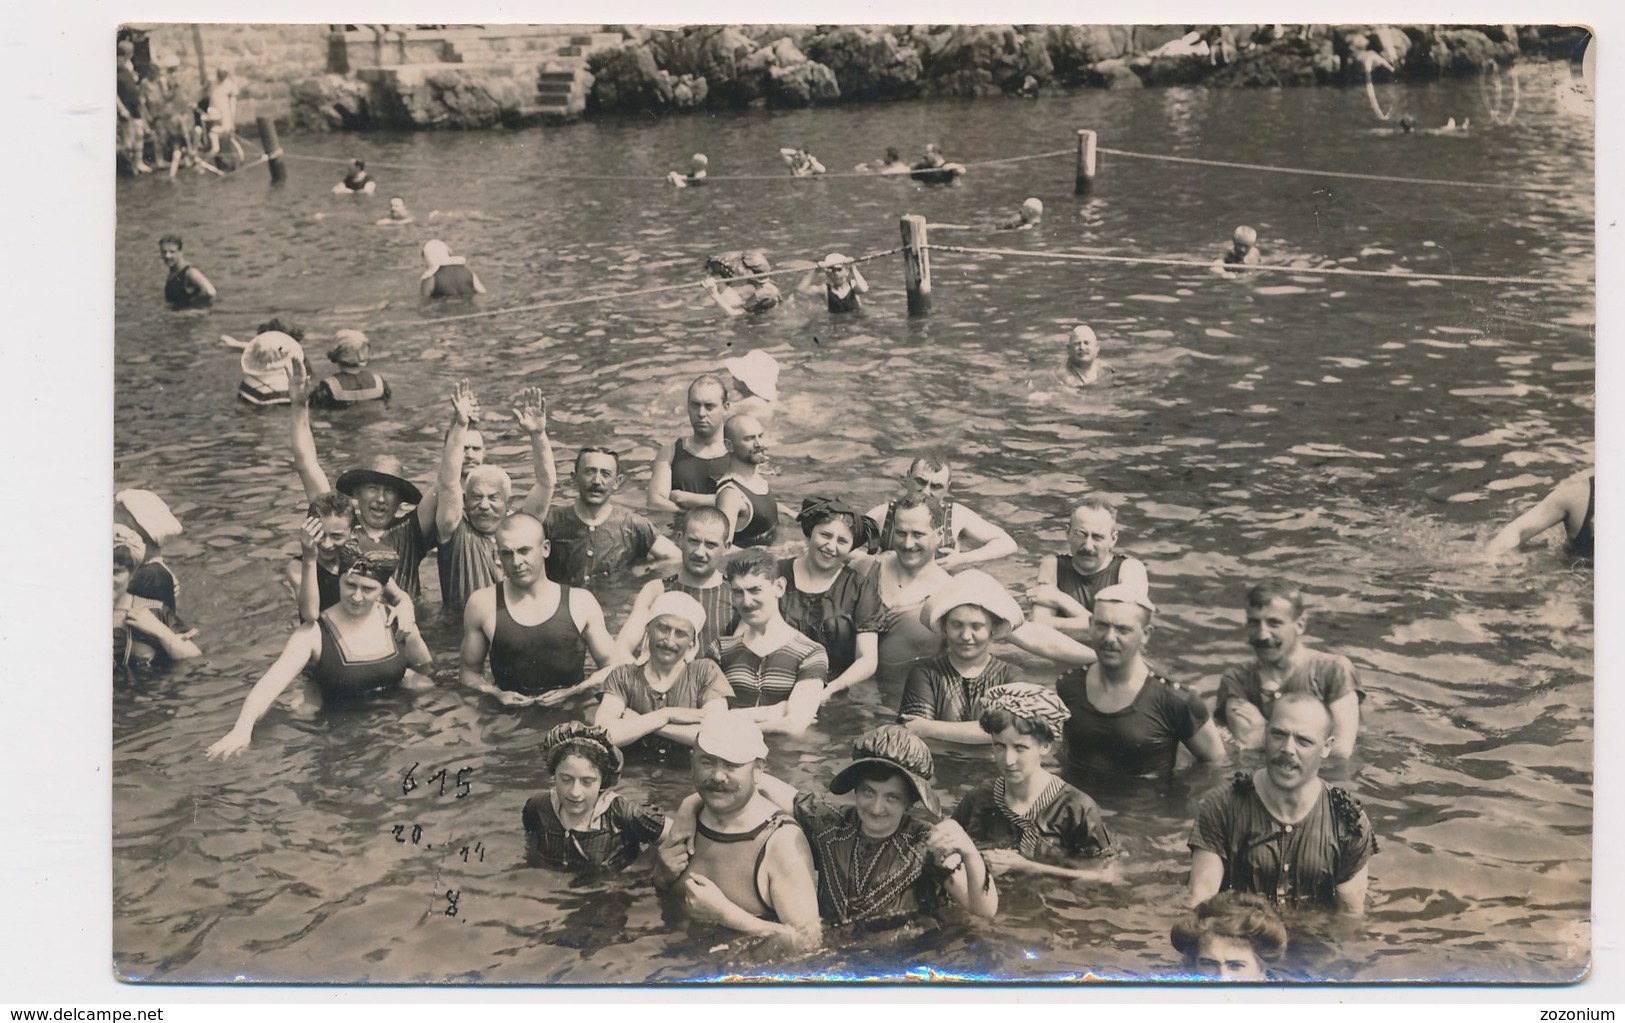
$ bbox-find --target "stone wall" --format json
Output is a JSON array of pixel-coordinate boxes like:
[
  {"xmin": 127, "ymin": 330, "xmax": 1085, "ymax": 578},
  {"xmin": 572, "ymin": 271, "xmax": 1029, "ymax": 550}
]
[{"xmin": 130, "ymin": 23, "xmax": 331, "ymax": 124}]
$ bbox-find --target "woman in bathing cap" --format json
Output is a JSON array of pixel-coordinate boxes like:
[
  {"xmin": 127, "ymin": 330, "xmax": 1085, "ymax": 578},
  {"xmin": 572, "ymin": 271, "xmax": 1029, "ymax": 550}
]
[{"xmin": 523, "ymin": 721, "xmax": 671, "ymax": 871}]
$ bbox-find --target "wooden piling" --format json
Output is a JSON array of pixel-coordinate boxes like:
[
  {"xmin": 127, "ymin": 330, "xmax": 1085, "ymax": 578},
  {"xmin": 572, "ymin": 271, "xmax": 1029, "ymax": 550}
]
[
  {"xmin": 900, "ymin": 214, "xmax": 932, "ymax": 316},
  {"xmin": 257, "ymin": 116, "xmax": 287, "ymax": 185},
  {"xmin": 1075, "ymin": 129, "xmax": 1097, "ymax": 194}
]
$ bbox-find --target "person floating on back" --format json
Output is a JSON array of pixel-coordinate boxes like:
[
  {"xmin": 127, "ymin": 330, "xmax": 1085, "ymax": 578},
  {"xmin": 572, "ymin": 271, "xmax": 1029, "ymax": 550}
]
[
  {"xmin": 159, "ymin": 234, "xmax": 216, "ymax": 309},
  {"xmin": 333, "ymin": 158, "xmax": 377, "ymax": 195},
  {"xmin": 420, "ymin": 239, "xmax": 486, "ymax": 300}
]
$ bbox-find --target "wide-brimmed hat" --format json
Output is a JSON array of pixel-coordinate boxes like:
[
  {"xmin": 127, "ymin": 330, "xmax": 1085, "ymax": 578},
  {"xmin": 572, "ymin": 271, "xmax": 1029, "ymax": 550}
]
[
  {"xmin": 695, "ymin": 712, "xmax": 769, "ymax": 765},
  {"xmin": 829, "ymin": 724, "xmax": 940, "ymax": 815},
  {"xmin": 115, "ymin": 489, "xmax": 183, "ymax": 545},
  {"xmin": 724, "ymin": 349, "xmax": 781, "ymax": 402},
  {"xmin": 327, "ymin": 329, "xmax": 370, "ymax": 367},
  {"xmin": 924, "ymin": 569, "xmax": 1025, "ymax": 640},
  {"xmin": 240, "ymin": 331, "xmax": 305, "ymax": 376},
  {"xmin": 113, "ymin": 524, "xmax": 147, "ymax": 565},
  {"xmin": 335, "ymin": 454, "xmax": 422, "ymax": 505}
]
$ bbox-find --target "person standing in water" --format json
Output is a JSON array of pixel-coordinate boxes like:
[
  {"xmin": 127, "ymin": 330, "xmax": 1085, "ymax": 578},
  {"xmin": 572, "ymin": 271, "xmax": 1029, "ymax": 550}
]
[
  {"xmin": 420, "ymin": 240, "xmax": 486, "ymax": 300},
  {"xmin": 159, "ymin": 234, "xmax": 216, "ymax": 309}
]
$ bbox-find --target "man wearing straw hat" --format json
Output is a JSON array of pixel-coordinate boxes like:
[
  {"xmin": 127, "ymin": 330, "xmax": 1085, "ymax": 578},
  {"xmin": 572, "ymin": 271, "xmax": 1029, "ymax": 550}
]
[
  {"xmin": 864, "ymin": 451, "xmax": 1019, "ymax": 570},
  {"xmin": 648, "ymin": 374, "xmax": 733, "ymax": 515},
  {"xmin": 114, "ymin": 488, "xmax": 186, "ymax": 615},
  {"xmin": 288, "ymin": 366, "xmax": 466, "ymax": 599},
  {"xmin": 654, "ymin": 714, "xmax": 821, "ymax": 950},
  {"xmin": 1054, "ymin": 584, "xmax": 1228, "ymax": 785}
]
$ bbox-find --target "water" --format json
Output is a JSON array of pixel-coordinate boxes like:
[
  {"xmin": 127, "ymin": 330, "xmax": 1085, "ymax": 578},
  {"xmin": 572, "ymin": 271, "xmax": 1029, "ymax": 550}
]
[{"xmin": 113, "ymin": 72, "xmax": 1594, "ymax": 984}]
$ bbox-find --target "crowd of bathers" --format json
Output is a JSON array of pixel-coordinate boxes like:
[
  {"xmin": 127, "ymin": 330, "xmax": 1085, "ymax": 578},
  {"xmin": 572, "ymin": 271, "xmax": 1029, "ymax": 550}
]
[{"xmin": 120, "ymin": 136, "xmax": 1592, "ymax": 978}]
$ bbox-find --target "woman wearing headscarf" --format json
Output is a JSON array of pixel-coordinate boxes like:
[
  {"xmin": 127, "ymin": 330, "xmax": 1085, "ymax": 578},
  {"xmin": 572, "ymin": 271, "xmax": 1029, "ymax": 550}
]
[
  {"xmin": 897, "ymin": 571, "xmax": 1026, "ymax": 743},
  {"xmin": 419, "ymin": 239, "xmax": 487, "ymax": 299},
  {"xmin": 594, "ymin": 591, "xmax": 732, "ymax": 752},
  {"xmin": 205, "ymin": 545, "xmax": 434, "ymax": 759},
  {"xmin": 777, "ymin": 498, "xmax": 884, "ymax": 703},
  {"xmin": 951, "ymin": 683, "xmax": 1118, "ymax": 881},
  {"xmin": 523, "ymin": 722, "xmax": 671, "ymax": 872}
]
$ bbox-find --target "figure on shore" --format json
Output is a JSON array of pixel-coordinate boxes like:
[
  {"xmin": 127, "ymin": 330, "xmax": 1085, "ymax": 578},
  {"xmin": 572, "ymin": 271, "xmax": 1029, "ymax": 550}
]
[
  {"xmin": 376, "ymin": 196, "xmax": 414, "ymax": 226},
  {"xmin": 1029, "ymin": 496, "xmax": 1148, "ymax": 635},
  {"xmin": 332, "ymin": 159, "xmax": 376, "ymax": 195},
  {"xmin": 523, "ymin": 722, "xmax": 672, "ymax": 871},
  {"xmin": 1221, "ymin": 226, "xmax": 1262, "ymax": 267},
  {"xmin": 703, "ymin": 250, "xmax": 782, "ymax": 317},
  {"xmin": 668, "ymin": 153, "xmax": 708, "ymax": 188},
  {"xmin": 310, "ymin": 330, "xmax": 391, "ymax": 408},
  {"xmin": 159, "ymin": 234, "xmax": 216, "ymax": 309},
  {"xmin": 420, "ymin": 240, "xmax": 486, "ymax": 300},
  {"xmin": 779, "ymin": 146, "xmax": 826, "ymax": 177},
  {"xmin": 1170, "ymin": 892, "xmax": 1289, "ymax": 980},
  {"xmin": 649, "ymin": 374, "xmax": 733, "ymax": 515},
  {"xmin": 200, "ymin": 67, "xmax": 243, "ymax": 168},
  {"xmin": 1487, "ymin": 469, "xmax": 1594, "ymax": 562},
  {"xmin": 116, "ymin": 40, "xmax": 151, "ymax": 174}
]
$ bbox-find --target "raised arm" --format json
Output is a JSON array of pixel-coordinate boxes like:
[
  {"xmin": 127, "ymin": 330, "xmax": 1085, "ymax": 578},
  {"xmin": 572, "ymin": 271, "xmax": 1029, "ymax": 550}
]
[
  {"xmin": 205, "ymin": 625, "xmax": 320, "ymax": 758},
  {"xmin": 939, "ymin": 505, "xmax": 1018, "ymax": 570},
  {"xmin": 703, "ymin": 278, "xmax": 746, "ymax": 317},
  {"xmin": 512, "ymin": 388, "xmax": 557, "ymax": 517},
  {"xmin": 288, "ymin": 361, "xmax": 330, "ymax": 500},
  {"xmin": 295, "ymin": 516, "xmax": 324, "ymax": 623},
  {"xmin": 434, "ymin": 381, "xmax": 476, "ymax": 539},
  {"xmin": 615, "ymin": 579, "xmax": 664, "ymax": 658}
]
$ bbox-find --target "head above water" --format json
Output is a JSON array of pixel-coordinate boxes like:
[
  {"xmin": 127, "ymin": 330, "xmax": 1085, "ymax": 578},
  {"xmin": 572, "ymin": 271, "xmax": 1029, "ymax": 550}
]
[
  {"xmin": 1021, "ymin": 197, "xmax": 1044, "ymax": 221},
  {"xmin": 904, "ymin": 451, "xmax": 953, "ymax": 499},
  {"xmin": 1067, "ymin": 324, "xmax": 1101, "ymax": 363},
  {"xmin": 1170, "ymin": 892, "xmax": 1287, "ymax": 980},
  {"xmin": 1232, "ymin": 225, "xmax": 1258, "ymax": 251}
]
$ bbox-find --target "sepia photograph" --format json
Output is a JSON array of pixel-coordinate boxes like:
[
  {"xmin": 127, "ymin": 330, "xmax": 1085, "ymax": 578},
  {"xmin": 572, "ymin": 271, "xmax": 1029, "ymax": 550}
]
[{"xmin": 107, "ymin": 20, "xmax": 1594, "ymax": 986}]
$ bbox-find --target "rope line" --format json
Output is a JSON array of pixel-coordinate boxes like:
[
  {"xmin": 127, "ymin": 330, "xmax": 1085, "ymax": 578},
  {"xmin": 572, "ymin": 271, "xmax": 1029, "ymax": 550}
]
[
  {"xmin": 366, "ymin": 246, "xmax": 904, "ymax": 330},
  {"xmin": 928, "ymin": 243, "xmax": 1582, "ymax": 287},
  {"xmin": 1095, "ymin": 146, "xmax": 1568, "ymax": 194}
]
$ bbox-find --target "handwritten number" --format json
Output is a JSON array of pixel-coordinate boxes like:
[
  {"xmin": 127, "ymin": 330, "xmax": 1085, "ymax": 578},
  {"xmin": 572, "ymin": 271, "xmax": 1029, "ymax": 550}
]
[
  {"xmin": 456, "ymin": 767, "xmax": 474, "ymax": 799},
  {"xmin": 445, "ymin": 889, "xmax": 460, "ymax": 917},
  {"xmin": 402, "ymin": 762, "xmax": 418, "ymax": 796},
  {"xmin": 429, "ymin": 768, "xmax": 447, "ymax": 797},
  {"xmin": 392, "ymin": 824, "xmax": 405, "ymax": 843}
]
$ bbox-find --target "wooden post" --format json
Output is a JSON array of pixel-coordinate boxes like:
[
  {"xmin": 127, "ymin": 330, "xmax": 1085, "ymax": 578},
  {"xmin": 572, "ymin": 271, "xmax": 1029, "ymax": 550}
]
[
  {"xmin": 900, "ymin": 214, "xmax": 932, "ymax": 316},
  {"xmin": 192, "ymin": 25, "xmax": 208, "ymax": 92},
  {"xmin": 1075, "ymin": 129, "xmax": 1097, "ymax": 194},
  {"xmin": 257, "ymin": 116, "xmax": 287, "ymax": 185}
]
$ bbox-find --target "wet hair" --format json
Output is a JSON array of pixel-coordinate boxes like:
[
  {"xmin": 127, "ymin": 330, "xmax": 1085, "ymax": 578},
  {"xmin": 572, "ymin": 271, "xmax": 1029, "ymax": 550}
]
[
  {"xmin": 464, "ymin": 464, "xmax": 513, "ymax": 501},
  {"xmin": 722, "ymin": 547, "xmax": 779, "ymax": 584},
  {"xmin": 255, "ymin": 317, "xmax": 306, "ymax": 343},
  {"xmin": 352, "ymin": 159, "xmax": 365, "ymax": 170},
  {"xmin": 307, "ymin": 490, "xmax": 359, "ymax": 524},
  {"xmin": 840, "ymin": 761, "xmax": 916, "ymax": 803},
  {"xmin": 688, "ymin": 373, "xmax": 729, "ymax": 403},
  {"xmin": 1245, "ymin": 579, "xmax": 1305, "ymax": 617},
  {"xmin": 907, "ymin": 450, "xmax": 952, "ymax": 479},
  {"xmin": 892, "ymin": 492, "xmax": 946, "ymax": 531},
  {"xmin": 1169, "ymin": 892, "xmax": 1288, "ymax": 964},
  {"xmin": 158, "ymin": 234, "xmax": 183, "ymax": 250},
  {"xmin": 680, "ymin": 505, "xmax": 731, "ymax": 538},
  {"xmin": 978, "ymin": 707, "xmax": 1058, "ymax": 746},
  {"xmin": 114, "ymin": 546, "xmax": 139, "ymax": 573},
  {"xmin": 573, "ymin": 445, "xmax": 621, "ymax": 473}
]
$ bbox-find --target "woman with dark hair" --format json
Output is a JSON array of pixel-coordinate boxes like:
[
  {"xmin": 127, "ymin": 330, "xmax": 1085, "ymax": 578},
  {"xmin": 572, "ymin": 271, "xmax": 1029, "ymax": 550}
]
[
  {"xmin": 951, "ymin": 683, "xmax": 1117, "ymax": 880},
  {"xmin": 1170, "ymin": 891, "xmax": 1288, "ymax": 980},
  {"xmin": 522, "ymin": 722, "xmax": 671, "ymax": 871},
  {"xmin": 205, "ymin": 545, "xmax": 433, "ymax": 759},
  {"xmin": 777, "ymin": 498, "xmax": 884, "ymax": 702}
]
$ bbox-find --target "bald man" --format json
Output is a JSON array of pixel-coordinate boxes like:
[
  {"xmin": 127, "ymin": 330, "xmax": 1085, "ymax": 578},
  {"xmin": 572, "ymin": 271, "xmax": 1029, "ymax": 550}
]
[
  {"xmin": 714, "ymin": 414, "xmax": 780, "ymax": 548},
  {"xmin": 1188, "ymin": 693, "xmax": 1375, "ymax": 915}
]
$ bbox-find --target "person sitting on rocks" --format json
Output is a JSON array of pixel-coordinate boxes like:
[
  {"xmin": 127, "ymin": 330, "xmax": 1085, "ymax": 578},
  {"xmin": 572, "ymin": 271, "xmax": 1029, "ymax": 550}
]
[
  {"xmin": 779, "ymin": 146, "xmax": 826, "ymax": 177},
  {"xmin": 668, "ymin": 153, "xmax": 708, "ymax": 188},
  {"xmin": 332, "ymin": 158, "xmax": 377, "ymax": 195}
]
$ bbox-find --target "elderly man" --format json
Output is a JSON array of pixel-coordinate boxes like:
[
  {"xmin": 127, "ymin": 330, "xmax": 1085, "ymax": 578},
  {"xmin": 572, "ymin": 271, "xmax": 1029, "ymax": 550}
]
[
  {"xmin": 714, "ymin": 414, "xmax": 780, "ymax": 549},
  {"xmin": 542, "ymin": 447, "xmax": 680, "ymax": 590},
  {"xmin": 617, "ymin": 506, "xmax": 736, "ymax": 657},
  {"xmin": 1029, "ymin": 496, "xmax": 1149, "ymax": 637},
  {"xmin": 1057, "ymin": 324, "xmax": 1109, "ymax": 387},
  {"xmin": 1055, "ymin": 584, "xmax": 1227, "ymax": 784},
  {"xmin": 595, "ymin": 591, "xmax": 733, "ymax": 751},
  {"xmin": 654, "ymin": 715, "xmax": 821, "ymax": 950},
  {"xmin": 648, "ymin": 375, "xmax": 733, "ymax": 514},
  {"xmin": 864, "ymin": 452, "xmax": 1018, "ymax": 570},
  {"xmin": 434, "ymin": 385, "xmax": 553, "ymax": 614},
  {"xmin": 1188, "ymin": 694, "xmax": 1376, "ymax": 915},
  {"xmin": 289, "ymin": 363, "xmax": 457, "ymax": 599},
  {"xmin": 1215, "ymin": 580, "xmax": 1363, "ymax": 759},
  {"xmin": 459, "ymin": 513, "xmax": 625, "ymax": 707}
]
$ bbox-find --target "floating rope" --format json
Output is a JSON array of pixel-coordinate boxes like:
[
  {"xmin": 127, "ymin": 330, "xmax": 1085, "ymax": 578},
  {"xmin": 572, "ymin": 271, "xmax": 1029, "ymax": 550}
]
[
  {"xmin": 1096, "ymin": 146, "xmax": 1570, "ymax": 194},
  {"xmin": 928, "ymin": 243, "xmax": 1583, "ymax": 288},
  {"xmin": 1480, "ymin": 63, "xmax": 1521, "ymax": 125},
  {"xmin": 365, "ymin": 246, "xmax": 904, "ymax": 330}
]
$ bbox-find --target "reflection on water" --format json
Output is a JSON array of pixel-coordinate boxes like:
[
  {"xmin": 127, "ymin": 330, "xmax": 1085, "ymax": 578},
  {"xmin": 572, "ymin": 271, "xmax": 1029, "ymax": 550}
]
[{"xmin": 114, "ymin": 74, "xmax": 1592, "ymax": 984}]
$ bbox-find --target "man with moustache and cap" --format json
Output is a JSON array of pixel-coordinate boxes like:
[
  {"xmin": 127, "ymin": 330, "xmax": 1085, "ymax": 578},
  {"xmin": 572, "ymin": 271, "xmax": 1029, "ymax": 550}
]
[
  {"xmin": 1188, "ymin": 693, "xmax": 1376, "ymax": 915},
  {"xmin": 654, "ymin": 714, "xmax": 821, "ymax": 950},
  {"xmin": 289, "ymin": 366, "xmax": 465, "ymax": 599},
  {"xmin": 595, "ymin": 590, "xmax": 733, "ymax": 752},
  {"xmin": 648, "ymin": 374, "xmax": 733, "ymax": 515},
  {"xmin": 1215, "ymin": 580, "xmax": 1363, "ymax": 759}
]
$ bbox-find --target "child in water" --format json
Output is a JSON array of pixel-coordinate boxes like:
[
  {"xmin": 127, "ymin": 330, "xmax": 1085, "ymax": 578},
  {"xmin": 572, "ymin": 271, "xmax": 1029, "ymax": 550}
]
[
  {"xmin": 311, "ymin": 330, "xmax": 391, "ymax": 408},
  {"xmin": 522, "ymin": 722, "xmax": 671, "ymax": 871}
]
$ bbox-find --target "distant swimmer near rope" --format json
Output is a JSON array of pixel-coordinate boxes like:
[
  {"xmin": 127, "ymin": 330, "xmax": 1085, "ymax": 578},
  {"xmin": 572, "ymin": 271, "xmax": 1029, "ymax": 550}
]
[
  {"xmin": 855, "ymin": 147, "xmax": 911, "ymax": 175},
  {"xmin": 911, "ymin": 143, "xmax": 967, "ymax": 185},
  {"xmin": 780, "ymin": 147, "xmax": 827, "ymax": 178},
  {"xmin": 332, "ymin": 158, "xmax": 377, "ymax": 195},
  {"xmin": 1220, "ymin": 225, "xmax": 1262, "ymax": 268},
  {"xmin": 376, "ymin": 196, "xmax": 414, "ymax": 226},
  {"xmin": 668, "ymin": 153, "xmax": 708, "ymax": 188},
  {"xmin": 702, "ymin": 250, "xmax": 782, "ymax": 317}
]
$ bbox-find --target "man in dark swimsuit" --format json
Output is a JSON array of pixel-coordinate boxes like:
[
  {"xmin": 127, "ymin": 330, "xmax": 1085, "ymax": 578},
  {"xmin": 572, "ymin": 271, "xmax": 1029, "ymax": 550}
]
[
  {"xmin": 1488, "ymin": 469, "xmax": 1595, "ymax": 562},
  {"xmin": 715, "ymin": 415, "xmax": 780, "ymax": 549},
  {"xmin": 654, "ymin": 715, "xmax": 821, "ymax": 950},
  {"xmin": 1030, "ymin": 496, "xmax": 1149, "ymax": 637},
  {"xmin": 543, "ymin": 447, "xmax": 680, "ymax": 589},
  {"xmin": 649, "ymin": 374, "xmax": 733, "ymax": 515},
  {"xmin": 459, "ymin": 513, "xmax": 625, "ymax": 708},
  {"xmin": 158, "ymin": 234, "xmax": 216, "ymax": 308}
]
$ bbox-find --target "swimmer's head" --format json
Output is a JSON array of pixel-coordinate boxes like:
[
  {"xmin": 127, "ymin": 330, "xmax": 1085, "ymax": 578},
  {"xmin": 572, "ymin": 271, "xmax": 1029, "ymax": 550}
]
[
  {"xmin": 350, "ymin": 159, "xmax": 365, "ymax": 171},
  {"xmin": 255, "ymin": 318, "xmax": 306, "ymax": 343},
  {"xmin": 387, "ymin": 197, "xmax": 408, "ymax": 218},
  {"xmin": 1021, "ymin": 198, "xmax": 1044, "ymax": 223},
  {"xmin": 1067, "ymin": 324, "xmax": 1101, "ymax": 363},
  {"xmin": 904, "ymin": 451, "xmax": 953, "ymax": 499},
  {"xmin": 216, "ymin": 67, "xmax": 231, "ymax": 81},
  {"xmin": 462, "ymin": 426, "xmax": 486, "ymax": 469},
  {"xmin": 327, "ymin": 329, "xmax": 369, "ymax": 368},
  {"xmin": 307, "ymin": 491, "xmax": 359, "ymax": 552},
  {"xmin": 1399, "ymin": 113, "xmax": 1418, "ymax": 133},
  {"xmin": 117, "ymin": 40, "xmax": 134, "ymax": 57},
  {"xmin": 573, "ymin": 447, "xmax": 622, "ymax": 508},
  {"xmin": 691, "ymin": 153, "xmax": 708, "ymax": 168},
  {"xmin": 422, "ymin": 239, "xmax": 453, "ymax": 269},
  {"xmin": 885, "ymin": 147, "xmax": 901, "ymax": 164},
  {"xmin": 741, "ymin": 249, "xmax": 772, "ymax": 275},
  {"xmin": 1232, "ymin": 226, "xmax": 1257, "ymax": 254},
  {"xmin": 158, "ymin": 234, "xmax": 184, "ymax": 268},
  {"xmin": 463, "ymin": 464, "xmax": 514, "ymax": 535},
  {"xmin": 820, "ymin": 253, "xmax": 853, "ymax": 280}
]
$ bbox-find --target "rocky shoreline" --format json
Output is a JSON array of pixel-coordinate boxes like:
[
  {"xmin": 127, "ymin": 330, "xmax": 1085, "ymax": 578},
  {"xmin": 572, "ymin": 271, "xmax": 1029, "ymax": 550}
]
[{"xmin": 284, "ymin": 24, "xmax": 1589, "ymax": 132}]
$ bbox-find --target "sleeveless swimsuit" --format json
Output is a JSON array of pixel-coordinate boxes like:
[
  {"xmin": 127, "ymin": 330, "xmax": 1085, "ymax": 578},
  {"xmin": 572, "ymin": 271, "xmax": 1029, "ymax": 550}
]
[
  {"xmin": 669, "ymin": 440, "xmax": 732, "ymax": 498},
  {"xmin": 310, "ymin": 611, "xmax": 409, "ymax": 703},
  {"xmin": 489, "ymin": 583, "xmax": 588, "ymax": 695},
  {"xmin": 718, "ymin": 476, "xmax": 778, "ymax": 548},
  {"xmin": 876, "ymin": 500, "xmax": 957, "ymax": 555},
  {"xmin": 685, "ymin": 812, "xmax": 792, "ymax": 920},
  {"xmin": 826, "ymin": 285, "xmax": 861, "ymax": 313},
  {"xmin": 165, "ymin": 265, "xmax": 210, "ymax": 308},
  {"xmin": 1054, "ymin": 553, "xmax": 1125, "ymax": 613},
  {"xmin": 1569, "ymin": 476, "xmax": 1594, "ymax": 560}
]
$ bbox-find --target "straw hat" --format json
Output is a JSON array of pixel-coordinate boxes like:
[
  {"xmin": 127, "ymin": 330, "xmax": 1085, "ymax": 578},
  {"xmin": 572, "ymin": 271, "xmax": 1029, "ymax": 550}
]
[
  {"xmin": 239, "ymin": 331, "xmax": 304, "ymax": 376},
  {"xmin": 335, "ymin": 454, "xmax": 423, "ymax": 505},
  {"xmin": 830, "ymin": 724, "xmax": 940, "ymax": 815},
  {"xmin": 724, "ymin": 349, "xmax": 781, "ymax": 402},
  {"xmin": 924, "ymin": 569, "xmax": 1026, "ymax": 640}
]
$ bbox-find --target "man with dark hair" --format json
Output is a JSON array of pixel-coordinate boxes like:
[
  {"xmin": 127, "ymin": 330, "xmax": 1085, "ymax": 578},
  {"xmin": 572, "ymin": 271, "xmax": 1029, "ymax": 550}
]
[
  {"xmin": 1188, "ymin": 694, "xmax": 1375, "ymax": 915},
  {"xmin": 158, "ymin": 234, "xmax": 216, "ymax": 308},
  {"xmin": 864, "ymin": 451, "xmax": 1017, "ymax": 569},
  {"xmin": 648, "ymin": 374, "xmax": 733, "ymax": 514},
  {"xmin": 1030, "ymin": 496, "xmax": 1150, "ymax": 636},
  {"xmin": 716, "ymin": 548, "xmax": 827, "ymax": 736},
  {"xmin": 617, "ymin": 505, "xmax": 736, "ymax": 656},
  {"xmin": 1215, "ymin": 579, "xmax": 1363, "ymax": 759},
  {"xmin": 542, "ymin": 446, "xmax": 679, "ymax": 589}
]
